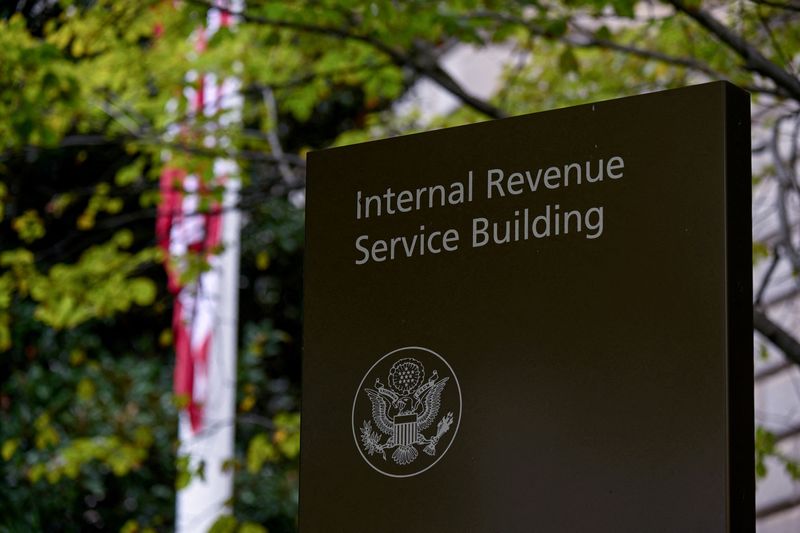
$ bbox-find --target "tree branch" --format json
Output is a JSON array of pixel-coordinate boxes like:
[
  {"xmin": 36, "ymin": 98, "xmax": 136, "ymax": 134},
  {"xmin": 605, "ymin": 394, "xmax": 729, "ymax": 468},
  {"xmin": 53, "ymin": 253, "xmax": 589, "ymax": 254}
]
[
  {"xmin": 668, "ymin": 0, "xmax": 800, "ymax": 102},
  {"xmin": 756, "ymin": 7, "xmax": 794, "ymax": 74},
  {"xmin": 261, "ymin": 86, "xmax": 297, "ymax": 184},
  {"xmin": 568, "ymin": 22, "xmax": 724, "ymax": 78},
  {"xmin": 755, "ymin": 247, "xmax": 780, "ymax": 305},
  {"xmin": 409, "ymin": 41, "xmax": 507, "ymax": 119},
  {"xmin": 749, "ymin": 0, "xmax": 800, "ymax": 13},
  {"xmin": 769, "ymin": 116, "xmax": 800, "ymax": 271},
  {"xmin": 756, "ymin": 493, "xmax": 800, "ymax": 519},
  {"xmin": 184, "ymin": 0, "xmax": 507, "ymax": 119},
  {"xmin": 464, "ymin": 11, "xmax": 784, "ymax": 98},
  {"xmin": 754, "ymin": 307, "xmax": 800, "ymax": 366}
]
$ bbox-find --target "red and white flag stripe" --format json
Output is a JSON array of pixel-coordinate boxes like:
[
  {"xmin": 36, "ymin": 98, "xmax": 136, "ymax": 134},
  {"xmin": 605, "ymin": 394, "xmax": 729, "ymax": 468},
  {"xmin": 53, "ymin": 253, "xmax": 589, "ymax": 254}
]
[
  {"xmin": 156, "ymin": 0, "xmax": 242, "ymax": 435},
  {"xmin": 157, "ymin": 168, "xmax": 223, "ymax": 432}
]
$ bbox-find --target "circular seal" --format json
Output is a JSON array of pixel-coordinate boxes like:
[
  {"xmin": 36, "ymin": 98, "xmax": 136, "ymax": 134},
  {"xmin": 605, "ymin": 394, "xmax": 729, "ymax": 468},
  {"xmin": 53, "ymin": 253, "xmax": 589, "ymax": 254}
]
[{"xmin": 352, "ymin": 346, "xmax": 462, "ymax": 478}]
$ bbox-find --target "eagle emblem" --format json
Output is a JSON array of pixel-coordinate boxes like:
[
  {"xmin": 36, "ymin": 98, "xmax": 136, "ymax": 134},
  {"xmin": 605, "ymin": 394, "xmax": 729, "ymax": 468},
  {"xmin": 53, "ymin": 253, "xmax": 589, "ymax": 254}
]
[{"xmin": 353, "ymin": 347, "xmax": 461, "ymax": 476}]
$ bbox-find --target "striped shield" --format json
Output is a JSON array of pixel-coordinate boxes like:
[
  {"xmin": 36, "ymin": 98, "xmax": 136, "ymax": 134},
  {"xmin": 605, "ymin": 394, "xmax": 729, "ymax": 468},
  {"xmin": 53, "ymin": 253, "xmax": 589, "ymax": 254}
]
[{"xmin": 393, "ymin": 413, "xmax": 418, "ymax": 446}]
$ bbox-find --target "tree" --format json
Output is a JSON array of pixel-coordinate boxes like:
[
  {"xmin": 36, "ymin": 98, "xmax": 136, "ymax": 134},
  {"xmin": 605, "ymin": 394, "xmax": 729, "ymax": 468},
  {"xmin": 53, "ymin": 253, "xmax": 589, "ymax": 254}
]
[{"xmin": 1, "ymin": 0, "xmax": 799, "ymax": 530}]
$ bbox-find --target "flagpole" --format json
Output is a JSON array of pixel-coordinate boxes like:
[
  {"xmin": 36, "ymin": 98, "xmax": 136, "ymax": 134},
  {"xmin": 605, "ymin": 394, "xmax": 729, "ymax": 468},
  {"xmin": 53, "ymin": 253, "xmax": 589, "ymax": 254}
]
[{"xmin": 172, "ymin": 1, "xmax": 243, "ymax": 530}]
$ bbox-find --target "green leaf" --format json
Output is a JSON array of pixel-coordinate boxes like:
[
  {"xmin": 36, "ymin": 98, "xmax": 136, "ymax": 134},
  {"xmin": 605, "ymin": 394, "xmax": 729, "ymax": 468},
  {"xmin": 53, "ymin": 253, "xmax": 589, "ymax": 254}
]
[
  {"xmin": 114, "ymin": 157, "xmax": 146, "ymax": 186},
  {"xmin": 246, "ymin": 433, "xmax": 278, "ymax": 473},
  {"xmin": 208, "ymin": 515, "xmax": 237, "ymax": 533},
  {"xmin": 611, "ymin": 0, "xmax": 636, "ymax": 18},
  {"xmin": 544, "ymin": 18, "xmax": 568, "ymax": 38},
  {"xmin": 76, "ymin": 377, "xmax": 96, "ymax": 401},
  {"xmin": 176, "ymin": 455, "xmax": 192, "ymax": 490},
  {"xmin": 239, "ymin": 523, "xmax": 268, "ymax": 533},
  {"xmin": 753, "ymin": 241, "xmax": 769, "ymax": 264},
  {"xmin": 129, "ymin": 278, "xmax": 156, "ymax": 306},
  {"xmin": 11, "ymin": 210, "xmax": 46, "ymax": 243},
  {"xmin": 559, "ymin": 48, "xmax": 580, "ymax": 73}
]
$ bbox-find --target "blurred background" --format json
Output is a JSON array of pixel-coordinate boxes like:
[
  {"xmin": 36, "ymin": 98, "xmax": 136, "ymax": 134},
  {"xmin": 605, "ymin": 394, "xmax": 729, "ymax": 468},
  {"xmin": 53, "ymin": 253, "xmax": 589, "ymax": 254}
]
[{"xmin": 1, "ymin": 0, "xmax": 800, "ymax": 531}]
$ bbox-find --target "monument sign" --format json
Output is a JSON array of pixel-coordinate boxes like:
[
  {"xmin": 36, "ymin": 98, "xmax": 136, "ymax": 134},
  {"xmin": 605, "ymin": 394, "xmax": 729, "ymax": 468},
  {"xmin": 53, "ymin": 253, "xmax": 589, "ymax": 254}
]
[{"xmin": 301, "ymin": 81, "xmax": 753, "ymax": 532}]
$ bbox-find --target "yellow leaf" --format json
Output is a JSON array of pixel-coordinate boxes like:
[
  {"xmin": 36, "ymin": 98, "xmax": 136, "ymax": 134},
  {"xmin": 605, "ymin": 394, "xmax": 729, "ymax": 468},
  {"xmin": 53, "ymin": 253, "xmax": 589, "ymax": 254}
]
[
  {"xmin": 71, "ymin": 38, "xmax": 85, "ymax": 56},
  {"xmin": 256, "ymin": 251, "xmax": 270, "ymax": 270},
  {"xmin": 158, "ymin": 328, "xmax": 173, "ymax": 347},
  {"xmin": 239, "ymin": 523, "xmax": 268, "ymax": 533},
  {"xmin": 129, "ymin": 278, "xmax": 156, "ymax": 306},
  {"xmin": 77, "ymin": 377, "xmax": 95, "ymax": 401},
  {"xmin": 11, "ymin": 210, "xmax": 46, "ymax": 243},
  {"xmin": 247, "ymin": 434, "xmax": 278, "ymax": 473},
  {"xmin": 27, "ymin": 463, "xmax": 46, "ymax": 483},
  {"xmin": 46, "ymin": 468, "xmax": 61, "ymax": 484},
  {"xmin": 239, "ymin": 395, "xmax": 256, "ymax": 412},
  {"xmin": 77, "ymin": 212, "xmax": 94, "ymax": 230},
  {"xmin": 2, "ymin": 439, "xmax": 19, "ymax": 460},
  {"xmin": 173, "ymin": 393, "xmax": 190, "ymax": 410},
  {"xmin": 120, "ymin": 520, "xmax": 140, "ymax": 533},
  {"xmin": 273, "ymin": 429, "xmax": 287, "ymax": 445},
  {"xmin": 69, "ymin": 348, "xmax": 86, "ymax": 366},
  {"xmin": 0, "ymin": 314, "xmax": 10, "ymax": 352}
]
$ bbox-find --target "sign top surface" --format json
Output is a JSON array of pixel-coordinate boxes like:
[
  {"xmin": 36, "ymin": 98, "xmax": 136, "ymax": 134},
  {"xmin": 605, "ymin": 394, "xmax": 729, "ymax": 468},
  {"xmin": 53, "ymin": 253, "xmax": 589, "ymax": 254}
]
[{"xmin": 301, "ymin": 81, "xmax": 752, "ymax": 532}]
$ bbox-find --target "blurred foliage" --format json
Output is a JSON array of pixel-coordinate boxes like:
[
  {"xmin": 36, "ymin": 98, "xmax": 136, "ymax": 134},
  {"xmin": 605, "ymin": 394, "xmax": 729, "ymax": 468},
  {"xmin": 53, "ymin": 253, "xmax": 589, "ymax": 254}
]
[{"xmin": 1, "ymin": 0, "xmax": 800, "ymax": 531}]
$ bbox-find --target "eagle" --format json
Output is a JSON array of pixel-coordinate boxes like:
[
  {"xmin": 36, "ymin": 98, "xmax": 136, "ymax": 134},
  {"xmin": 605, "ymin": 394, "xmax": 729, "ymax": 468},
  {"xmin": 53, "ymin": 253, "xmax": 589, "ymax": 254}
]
[{"xmin": 364, "ymin": 376, "xmax": 449, "ymax": 437}]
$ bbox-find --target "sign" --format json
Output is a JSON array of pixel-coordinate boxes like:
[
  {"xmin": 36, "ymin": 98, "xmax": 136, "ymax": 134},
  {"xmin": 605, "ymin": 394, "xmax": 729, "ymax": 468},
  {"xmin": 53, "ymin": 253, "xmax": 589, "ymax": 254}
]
[{"xmin": 301, "ymin": 81, "xmax": 753, "ymax": 532}]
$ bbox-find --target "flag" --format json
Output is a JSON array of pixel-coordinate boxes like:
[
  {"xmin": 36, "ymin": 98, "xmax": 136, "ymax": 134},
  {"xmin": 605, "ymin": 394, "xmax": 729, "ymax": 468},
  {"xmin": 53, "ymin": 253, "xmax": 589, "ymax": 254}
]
[
  {"xmin": 156, "ymin": 0, "xmax": 242, "ymax": 435},
  {"xmin": 157, "ymin": 168, "xmax": 224, "ymax": 432}
]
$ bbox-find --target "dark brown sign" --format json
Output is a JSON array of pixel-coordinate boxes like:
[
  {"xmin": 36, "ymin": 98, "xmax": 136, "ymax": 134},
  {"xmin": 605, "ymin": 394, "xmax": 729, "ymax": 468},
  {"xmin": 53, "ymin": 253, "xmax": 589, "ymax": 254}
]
[{"xmin": 301, "ymin": 81, "xmax": 753, "ymax": 532}]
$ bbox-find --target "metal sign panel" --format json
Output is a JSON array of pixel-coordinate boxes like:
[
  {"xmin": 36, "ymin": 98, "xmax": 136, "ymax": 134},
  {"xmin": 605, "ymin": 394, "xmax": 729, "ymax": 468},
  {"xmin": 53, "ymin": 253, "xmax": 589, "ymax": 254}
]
[{"xmin": 301, "ymin": 81, "xmax": 753, "ymax": 532}]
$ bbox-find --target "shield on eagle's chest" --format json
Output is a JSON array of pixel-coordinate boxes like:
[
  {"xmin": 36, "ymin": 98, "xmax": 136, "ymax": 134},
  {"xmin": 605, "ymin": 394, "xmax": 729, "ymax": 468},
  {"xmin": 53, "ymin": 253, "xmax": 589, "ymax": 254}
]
[{"xmin": 393, "ymin": 413, "xmax": 418, "ymax": 446}]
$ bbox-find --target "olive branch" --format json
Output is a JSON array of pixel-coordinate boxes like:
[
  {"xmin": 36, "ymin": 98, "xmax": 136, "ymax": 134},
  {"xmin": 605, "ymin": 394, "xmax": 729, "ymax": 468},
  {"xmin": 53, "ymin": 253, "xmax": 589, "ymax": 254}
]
[{"xmin": 360, "ymin": 421, "xmax": 386, "ymax": 460}]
